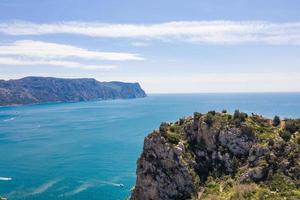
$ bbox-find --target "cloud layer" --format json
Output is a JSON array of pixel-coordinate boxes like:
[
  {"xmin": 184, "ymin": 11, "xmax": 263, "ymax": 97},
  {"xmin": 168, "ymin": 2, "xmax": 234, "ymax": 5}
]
[
  {"xmin": 0, "ymin": 57, "xmax": 117, "ymax": 70},
  {"xmin": 0, "ymin": 40, "xmax": 143, "ymax": 61},
  {"xmin": 1, "ymin": 21, "xmax": 300, "ymax": 44},
  {"xmin": 0, "ymin": 40, "xmax": 142, "ymax": 70}
]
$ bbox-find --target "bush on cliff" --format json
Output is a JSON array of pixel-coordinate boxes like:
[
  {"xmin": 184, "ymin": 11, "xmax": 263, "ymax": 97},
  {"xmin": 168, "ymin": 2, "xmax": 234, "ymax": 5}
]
[{"xmin": 130, "ymin": 111, "xmax": 300, "ymax": 200}]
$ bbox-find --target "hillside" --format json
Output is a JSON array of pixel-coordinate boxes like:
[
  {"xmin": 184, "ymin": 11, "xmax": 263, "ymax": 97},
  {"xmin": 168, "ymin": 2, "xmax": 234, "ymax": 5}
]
[
  {"xmin": 0, "ymin": 77, "xmax": 146, "ymax": 106},
  {"xmin": 130, "ymin": 110, "xmax": 300, "ymax": 200}
]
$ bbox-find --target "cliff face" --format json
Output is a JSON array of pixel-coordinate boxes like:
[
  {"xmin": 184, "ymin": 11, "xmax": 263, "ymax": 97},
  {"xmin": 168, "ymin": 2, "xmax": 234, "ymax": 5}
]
[
  {"xmin": 0, "ymin": 77, "xmax": 146, "ymax": 106},
  {"xmin": 130, "ymin": 111, "xmax": 300, "ymax": 200}
]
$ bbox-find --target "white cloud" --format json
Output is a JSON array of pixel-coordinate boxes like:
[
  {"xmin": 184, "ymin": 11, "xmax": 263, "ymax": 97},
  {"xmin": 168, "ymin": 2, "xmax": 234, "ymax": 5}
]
[
  {"xmin": 0, "ymin": 57, "xmax": 117, "ymax": 70},
  {"xmin": 131, "ymin": 42, "xmax": 150, "ymax": 47},
  {"xmin": 0, "ymin": 40, "xmax": 143, "ymax": 70},
  {"xmin": 1, "ymin": 21, "xmax": 300, "ymax": 44},
  {"xmin": 0, "ymin": 40, "xmax": 143, "ymax": 61}
]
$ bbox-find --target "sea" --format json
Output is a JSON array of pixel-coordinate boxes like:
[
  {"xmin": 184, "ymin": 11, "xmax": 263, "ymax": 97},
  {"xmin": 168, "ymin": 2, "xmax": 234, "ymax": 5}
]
[{"xmin": 0, "ymin": 93, "xmax": 300, "ymax": 200}]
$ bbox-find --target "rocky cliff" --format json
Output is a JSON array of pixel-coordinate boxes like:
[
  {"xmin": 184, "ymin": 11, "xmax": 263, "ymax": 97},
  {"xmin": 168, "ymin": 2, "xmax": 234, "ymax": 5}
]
[
  {"xmin": 0, "ymin": 76, "xmax": 146, "ymax": 106},
  {"xmin": 130, "ymin": 110, "xmax": 300, "ymax": 200}
]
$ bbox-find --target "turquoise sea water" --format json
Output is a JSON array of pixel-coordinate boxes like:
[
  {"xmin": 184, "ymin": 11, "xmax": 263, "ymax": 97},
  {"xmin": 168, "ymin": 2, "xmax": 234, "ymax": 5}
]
[{"xmin": 0, "ymin": 93, "xmax": 300, "ymax": 200}]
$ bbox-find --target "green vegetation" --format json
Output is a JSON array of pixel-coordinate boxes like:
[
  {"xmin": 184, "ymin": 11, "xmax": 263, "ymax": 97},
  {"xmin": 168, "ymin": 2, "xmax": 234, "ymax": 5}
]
[
  {"xmin": 160, "ymin": 122, "xmax": 182, "ymax": 144},
  {"xmin": 284, "ymin": 119, "xmax": 300, "ymax": 133},
  {"xmin": 204, "ymin": 113, "xmax": 214, "ymax": 127},
  {"xmin": 272, "ymin": 115, "xmax": 280, "ymax": 126},
  {"xmin": 232, "ymin": 109, "xmax": 248, "ymax": 127},
  {"xmin": 199, "ymin": 176, "xmax": 258, "ymax": 200},
  {"xmin": 233, "ymin": 109, "xmax": 248, "ymax": 121},
  {"xmin": 208, "ymin": 110, "xmax": 216, "ymax": 116},
  {"xmin": 279, "ymin": 130, "xmax": 291, "ymax": 141},
  {"xmin": 194, "ymin": 112, "xmax": 299, "ymax": 199},
  {"xmin": 245, "ymin": 116, "xmax": 277, "ymax": 142},
  {"xmin": 198, "ymin": 172, "xmax": 300, "ymax": 200},
  {"xmin": 156, "ymin": 111, "xmax": 300, "ymax": 200},
  {"xmin": 0, "ymin": 76, "xmax": 147, "ymax": 106}
]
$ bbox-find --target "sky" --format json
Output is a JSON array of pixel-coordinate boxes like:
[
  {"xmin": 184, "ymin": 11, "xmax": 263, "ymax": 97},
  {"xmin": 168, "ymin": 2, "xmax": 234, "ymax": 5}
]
[{"xmin": 0, "ymin": 0, "xmax": 300, "ymax": 93}]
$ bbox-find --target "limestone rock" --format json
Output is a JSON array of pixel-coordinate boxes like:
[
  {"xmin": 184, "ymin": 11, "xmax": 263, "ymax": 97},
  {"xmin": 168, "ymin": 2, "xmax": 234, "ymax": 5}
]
[{"xmin": 130, "ymin": 111, "xmax": 300, "ymax": 200}]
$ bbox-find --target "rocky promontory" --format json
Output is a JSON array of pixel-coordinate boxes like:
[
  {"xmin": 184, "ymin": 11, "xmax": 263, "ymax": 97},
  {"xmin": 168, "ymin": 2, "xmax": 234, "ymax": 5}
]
[
  {"xmin": 130, "ymin": 110, "xmax": 300, "ymax": 200},
  {"xmin": 0, "ymin": 76, "xmax": 146, "ymax": 106}
]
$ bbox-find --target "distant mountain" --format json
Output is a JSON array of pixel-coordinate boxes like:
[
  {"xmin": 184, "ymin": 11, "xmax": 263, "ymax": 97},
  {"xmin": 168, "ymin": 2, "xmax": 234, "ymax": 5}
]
[{"xmin": 0, "ymin": 76, "xmax": 146, "ymax": 106}]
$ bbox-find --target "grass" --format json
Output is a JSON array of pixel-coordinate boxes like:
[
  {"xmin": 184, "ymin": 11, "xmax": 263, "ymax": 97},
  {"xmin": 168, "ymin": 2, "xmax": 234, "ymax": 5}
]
[
  {"xmin": 160, "ymin": 112, "xmax": 300, "ymax": 200},
  {"xmin": 245, "ymin": 117, "xmax": 279, "ymax": 143}
]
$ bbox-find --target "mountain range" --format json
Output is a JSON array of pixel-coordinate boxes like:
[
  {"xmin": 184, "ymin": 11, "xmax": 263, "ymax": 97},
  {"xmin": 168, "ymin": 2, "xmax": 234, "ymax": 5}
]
[{"xmin": 0, "ymin": 76, "xmax": 146, "ymax": 106}]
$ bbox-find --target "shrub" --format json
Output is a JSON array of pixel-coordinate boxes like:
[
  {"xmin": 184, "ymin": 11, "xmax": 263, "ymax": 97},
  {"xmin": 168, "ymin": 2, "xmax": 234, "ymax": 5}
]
[
  {"xmin": 194, "ymin": 112, "xmax": 202, "ymax": 120},
  {"xmin": 179, "ymin": 118, "xmax": 185, "ymax": 125},
  {"xmin": 159, "ymin": 122, "xmax": 169, "ymax": 133},
  {"xmin": 279, "ymin": 130, "xmax": 291, "ymax": 141},
  {"xmin": 233, "ymin": 109, "xmax": 248, "ymax": 122},
  {"xmin": 234, "ymin": 119, "xmax": 242, "ymax": 127},
  {"xmin": 284, "ymin": 119, "xmax": 299, "ymax": 133},
  {"xmin": 230, "ymin": 183, "xmax": 257, "ymax": 200},
  {"xmin": 204, "ymin": 113, "xmax": 214, "ymax": 127},
  {"xmin": 296, "ymin": 135, "xmax": 300, "ymax": 145},
  {"xmin": 169, "ymin": 126, "xmax": 175, "ymax": 132},
  {"xmin": 241, "ymin": 125, "xmax": 254, "ymax": 138},
  {"xmin": 268, "ymin": 138, "xmax": 275, "ymax": 146},
  {"xmin": 273, "ymin": 115, "xmax": 281, "ymax": 126},
  {"xmin": 165, "ymin": 131, "xmax": 180, "ymax": 144},
  {"xmin": 267, "ymin": 172, "xmax": 296, "ymax": 193},
  {"xmin": 208, "ymin": 110, "xmax": 216, "ymax": 116},
  {"xmin": 222, "ymin": 109, "xmax": 227, "ymax": 113},
  {"xmin": 202, "ymin": 194, "xmax": 220, "ymax": 200},
  {"xmin": 240, "ymin": 112, "xmax": 248, "ymax": 121},
  {"xmin": 233, "ymin": 109, "xmax": 240, "ymax": 120}
]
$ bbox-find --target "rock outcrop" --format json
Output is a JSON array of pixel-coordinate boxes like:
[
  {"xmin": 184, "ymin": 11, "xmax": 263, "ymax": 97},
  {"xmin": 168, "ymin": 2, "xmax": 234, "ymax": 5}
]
[
  {"xmin": 130, "ymin": 111, "xmax": 300, "ymax": 200},
  {"xmin": 0, "ymin": 76, "xmax": 146, "ymax": 106}
]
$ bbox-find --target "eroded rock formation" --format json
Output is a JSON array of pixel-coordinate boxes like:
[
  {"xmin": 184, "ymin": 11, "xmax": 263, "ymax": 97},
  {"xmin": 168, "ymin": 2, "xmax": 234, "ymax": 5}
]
[{"xmin": 130, "ymin": 111, "xmax": 300, "ymax": 200}]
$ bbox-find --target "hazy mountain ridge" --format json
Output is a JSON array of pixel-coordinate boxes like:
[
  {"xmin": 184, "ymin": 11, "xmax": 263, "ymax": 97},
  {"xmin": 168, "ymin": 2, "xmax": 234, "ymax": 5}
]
[
  {"xmin": 0, "ymin": 76, "xmax": 146, "ymax": 106},
  {"xmin": 130, "ymin": 111, "xmax": 300, "ymax": 200}
]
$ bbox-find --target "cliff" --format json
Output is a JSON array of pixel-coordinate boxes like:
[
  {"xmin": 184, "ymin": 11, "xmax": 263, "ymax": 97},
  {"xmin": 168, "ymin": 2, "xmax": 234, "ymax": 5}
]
[
  {"xmin": 0, "ymin": 76, "xmax": 146, "ymax": 106},
  {"xmin": 130, "ymin": 110, "xmax": 300, "ymax": 200}
]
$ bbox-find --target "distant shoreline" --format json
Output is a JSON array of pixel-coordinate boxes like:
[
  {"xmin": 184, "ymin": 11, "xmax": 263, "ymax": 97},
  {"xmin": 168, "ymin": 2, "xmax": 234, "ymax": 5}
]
[
  {"xmin": 0, "ymin": 95, "xmax": 148, "ymax": 108},
  {"xmin": 0, "ymin": 76, "xmax": 147, "ymax": 106}
]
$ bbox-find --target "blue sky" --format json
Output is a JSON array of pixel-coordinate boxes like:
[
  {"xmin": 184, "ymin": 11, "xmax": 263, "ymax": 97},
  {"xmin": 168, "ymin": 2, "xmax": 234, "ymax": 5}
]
[{"xmin": 0, "ymin": 0, "xmax": 300, "ymax": 93}]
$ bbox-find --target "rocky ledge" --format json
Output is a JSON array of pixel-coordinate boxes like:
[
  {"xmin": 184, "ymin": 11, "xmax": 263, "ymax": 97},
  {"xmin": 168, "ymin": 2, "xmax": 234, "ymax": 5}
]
[{"xmin": 130, "ymin": 110, "xmax": 300, "ymax": 200}]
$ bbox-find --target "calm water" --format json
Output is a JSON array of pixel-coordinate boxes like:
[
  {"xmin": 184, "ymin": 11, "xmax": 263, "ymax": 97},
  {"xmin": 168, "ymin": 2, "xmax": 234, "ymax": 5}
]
[{"xmin": 0, "ymin": 93, "xmax": 300, "ymax": 200}]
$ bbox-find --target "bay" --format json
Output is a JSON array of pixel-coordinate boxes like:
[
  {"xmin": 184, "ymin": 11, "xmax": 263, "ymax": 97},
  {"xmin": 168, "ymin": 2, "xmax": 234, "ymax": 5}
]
[{"xmin": 0, "ymin": 93, "xmax": 299, "ymax": 200}]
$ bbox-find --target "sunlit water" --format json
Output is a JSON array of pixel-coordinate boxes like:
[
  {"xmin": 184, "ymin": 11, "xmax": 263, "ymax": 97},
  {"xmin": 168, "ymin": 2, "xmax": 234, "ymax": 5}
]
[{"xmin": 0, "ymin": 93, "xmax": 300, "ymax": 199}]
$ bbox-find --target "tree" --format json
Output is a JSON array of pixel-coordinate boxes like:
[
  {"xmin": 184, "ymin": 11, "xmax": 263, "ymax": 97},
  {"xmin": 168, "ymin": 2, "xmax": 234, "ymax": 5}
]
[
  {"xmin": 234, "ymin": 109, "xmax": 247, "ymax": 122},
  {"xmin": 194, "ymin": 112, "xmax": 202, "ymax": 120},
  {"xmin": 159, "ymin": 122, "xmax": 169, "ymax": 133},
  {"xmin": 273, "ymin": 115, "xmax": 280, "ymax": 126},
  {"xmin": 208, "ymin": 110, "xmax": 216, "ymax": 116},
  {"xmin": 233, "ymin": 109, "xmax": 240, "ymax": 120},
  {"xmin": 204, "ymin": 113, "xmax": 214, "ymax": 127}
]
